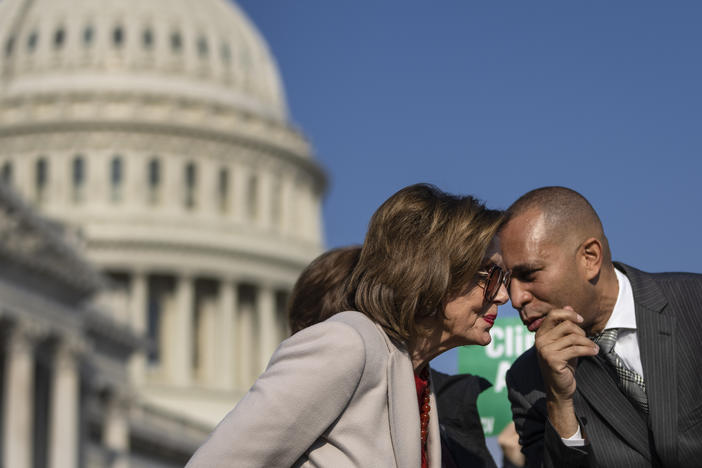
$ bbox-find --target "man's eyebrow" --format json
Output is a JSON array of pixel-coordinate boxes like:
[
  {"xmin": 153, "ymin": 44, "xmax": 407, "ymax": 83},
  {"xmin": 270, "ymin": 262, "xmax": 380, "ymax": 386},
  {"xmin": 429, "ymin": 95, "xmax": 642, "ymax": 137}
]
[{"xmin": 510, "ymin": 263, "xmax": 542, "ymax": 275}]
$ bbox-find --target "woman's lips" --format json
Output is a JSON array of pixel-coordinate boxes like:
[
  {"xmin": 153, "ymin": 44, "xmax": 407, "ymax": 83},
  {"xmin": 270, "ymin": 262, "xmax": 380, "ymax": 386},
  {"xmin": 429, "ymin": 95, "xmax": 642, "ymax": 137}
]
[
  {"xmin": 527, "ymin": 316, "xmax": 545, "ymax": 332},
  {"xmin": 482, "ymin": 314, "xmax": 497, "ymax": 326}
]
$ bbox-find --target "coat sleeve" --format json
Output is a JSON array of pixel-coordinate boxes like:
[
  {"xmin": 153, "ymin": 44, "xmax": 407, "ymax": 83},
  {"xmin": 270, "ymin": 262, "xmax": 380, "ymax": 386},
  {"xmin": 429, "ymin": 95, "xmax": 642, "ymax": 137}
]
[
  {"xmin": 506, "ymin": 368, "xmax": 593, "ymax": 468},
  {"xmin": 506, "ymin": 367, "xmax": 547, "ymax": 468},
  {"xmin": 185, "ymin": 320, "xmax": 367, "ymax": 468}
]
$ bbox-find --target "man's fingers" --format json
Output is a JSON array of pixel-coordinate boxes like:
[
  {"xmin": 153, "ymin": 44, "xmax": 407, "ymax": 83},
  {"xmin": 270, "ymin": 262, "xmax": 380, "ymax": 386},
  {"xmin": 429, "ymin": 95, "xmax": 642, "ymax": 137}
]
[
  {"xmin": 541, "ymin": 334, "xmax": 598, "ymax": 354},
  {"xmin": 535, "ymin": 320, "xmax": 587, "ymax": 352},
  {"xmin": 551, "ymin": 345, "xmax": 600, "ymax": 363},
  {"xmin": 535, "ymin": 308, "xmax": 583, "ymax": 335}
]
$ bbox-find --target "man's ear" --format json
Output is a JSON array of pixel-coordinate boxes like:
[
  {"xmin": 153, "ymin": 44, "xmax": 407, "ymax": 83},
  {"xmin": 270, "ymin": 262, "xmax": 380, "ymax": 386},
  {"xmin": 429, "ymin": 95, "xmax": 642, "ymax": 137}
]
[{"xmin": 579, "ymin": 237, "xmax": 603, "ymax": 281}]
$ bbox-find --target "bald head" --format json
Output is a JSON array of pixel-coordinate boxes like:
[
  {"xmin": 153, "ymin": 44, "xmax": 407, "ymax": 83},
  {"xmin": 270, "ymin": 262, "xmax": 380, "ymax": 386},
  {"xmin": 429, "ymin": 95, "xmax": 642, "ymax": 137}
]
[
  {"xmin": 500, "ymin": 187, "xmax": 617, "ymax": 333},
  {"xmin": 505, "ymin": 186, "xmax": 611, "ymax": 262}
]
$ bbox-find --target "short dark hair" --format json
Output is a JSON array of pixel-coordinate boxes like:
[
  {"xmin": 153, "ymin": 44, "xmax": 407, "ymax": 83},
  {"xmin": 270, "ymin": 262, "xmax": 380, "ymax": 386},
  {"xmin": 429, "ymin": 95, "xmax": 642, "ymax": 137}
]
[
  {"xmin": 287, "ymin": 246, "xmax": 361, "ymax": 334},
  {"xmin": 351, "ymin": 183, "xmax": 503, "ymax": 344}
]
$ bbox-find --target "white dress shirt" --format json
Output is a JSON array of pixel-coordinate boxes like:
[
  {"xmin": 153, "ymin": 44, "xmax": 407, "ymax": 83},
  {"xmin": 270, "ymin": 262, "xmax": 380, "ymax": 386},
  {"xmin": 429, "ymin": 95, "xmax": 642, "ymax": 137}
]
[{"xmin": 562, "ymin": 267, "xmax": 642, "ymax": 446}]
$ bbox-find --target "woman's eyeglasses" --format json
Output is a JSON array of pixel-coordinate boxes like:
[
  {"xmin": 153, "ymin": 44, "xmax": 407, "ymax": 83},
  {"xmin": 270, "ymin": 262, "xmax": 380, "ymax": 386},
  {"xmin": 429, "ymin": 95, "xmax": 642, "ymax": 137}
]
[{"xmin": 477, "ymin": 265, "xmax": 511, "ymax": 302}]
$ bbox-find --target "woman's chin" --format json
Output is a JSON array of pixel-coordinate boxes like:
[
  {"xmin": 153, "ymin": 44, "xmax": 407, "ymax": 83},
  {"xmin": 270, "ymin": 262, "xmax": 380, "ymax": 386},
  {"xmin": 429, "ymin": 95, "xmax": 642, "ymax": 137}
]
[
  {"xmin": 476, "ymin": 331, "xmax": 492, "ymax": 346},
  {"xmin": 461, "ymin": 331, "xmax": 492, "ymax": 347}
]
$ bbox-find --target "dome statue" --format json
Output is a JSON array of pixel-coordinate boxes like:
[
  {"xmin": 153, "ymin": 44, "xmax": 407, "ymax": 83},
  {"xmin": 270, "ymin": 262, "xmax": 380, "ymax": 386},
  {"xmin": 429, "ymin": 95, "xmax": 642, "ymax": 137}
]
[{"xmin": 0, "ymin": 0, "xmax": 327, "ymax": 430}]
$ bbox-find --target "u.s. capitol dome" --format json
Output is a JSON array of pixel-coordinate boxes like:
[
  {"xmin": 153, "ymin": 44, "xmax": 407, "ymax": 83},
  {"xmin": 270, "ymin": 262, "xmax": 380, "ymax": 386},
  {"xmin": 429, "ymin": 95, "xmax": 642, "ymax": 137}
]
[{"xmin": 0, "ymin": 0, "xmax": 326, "ymax": 464}]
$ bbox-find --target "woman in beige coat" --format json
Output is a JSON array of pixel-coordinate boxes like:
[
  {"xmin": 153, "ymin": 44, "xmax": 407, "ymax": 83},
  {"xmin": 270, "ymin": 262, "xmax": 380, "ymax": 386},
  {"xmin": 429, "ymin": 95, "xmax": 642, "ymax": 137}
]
[{"xmin": 186, "ymin": 184, "xmax": 510, "ymax": 468}]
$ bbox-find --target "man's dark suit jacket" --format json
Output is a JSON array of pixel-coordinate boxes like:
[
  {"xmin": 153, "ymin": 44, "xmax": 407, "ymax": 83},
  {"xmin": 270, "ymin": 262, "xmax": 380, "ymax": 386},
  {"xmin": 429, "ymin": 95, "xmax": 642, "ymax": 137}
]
[
  {"xmin": 506, "ymin": 263, "xmax": 702, "ymax": 468},
  {"xmin": 432, "ymin": 369, "xmax": 497, "ymax": 468}
]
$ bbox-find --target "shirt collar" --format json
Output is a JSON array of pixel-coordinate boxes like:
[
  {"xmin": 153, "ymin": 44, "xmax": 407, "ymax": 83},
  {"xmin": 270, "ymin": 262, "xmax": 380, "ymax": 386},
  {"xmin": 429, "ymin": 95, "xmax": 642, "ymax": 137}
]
[{"xmin": 604, "ymin": 268, "xmax": 637, "ymax": 330}]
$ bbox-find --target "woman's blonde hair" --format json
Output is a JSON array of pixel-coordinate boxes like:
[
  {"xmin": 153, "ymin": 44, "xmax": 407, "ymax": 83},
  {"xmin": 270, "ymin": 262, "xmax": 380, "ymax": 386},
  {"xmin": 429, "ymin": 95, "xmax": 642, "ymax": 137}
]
[{"xmin": 350, "ymin": 183, "xmax": 503, "ymax": 344}]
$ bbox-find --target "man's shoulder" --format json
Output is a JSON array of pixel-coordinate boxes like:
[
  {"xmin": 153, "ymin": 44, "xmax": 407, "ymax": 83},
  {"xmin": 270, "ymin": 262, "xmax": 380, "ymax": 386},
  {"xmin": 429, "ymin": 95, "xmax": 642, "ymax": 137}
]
[
  {"xmin": 616, "ymin": 262, "xmax": 702, "ymax": 285},
  {"xmin": 616, "ymin": 262, "xmax": 702, "ymax": 303}
]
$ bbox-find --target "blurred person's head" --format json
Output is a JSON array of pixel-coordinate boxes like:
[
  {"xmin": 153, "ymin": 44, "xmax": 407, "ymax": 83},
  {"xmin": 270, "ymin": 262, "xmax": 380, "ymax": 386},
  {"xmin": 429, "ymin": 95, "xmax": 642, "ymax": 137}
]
[
  {"xmin": 350, "ymin": 183, "xmax": 508, "ymax": 360},
  {"xmin": 288, "ymin": 246, "xmax": 361, "ymax": 335},
  {"xmin": 499, "ymin": 186, "xmax": 615, "ymax": 335}
]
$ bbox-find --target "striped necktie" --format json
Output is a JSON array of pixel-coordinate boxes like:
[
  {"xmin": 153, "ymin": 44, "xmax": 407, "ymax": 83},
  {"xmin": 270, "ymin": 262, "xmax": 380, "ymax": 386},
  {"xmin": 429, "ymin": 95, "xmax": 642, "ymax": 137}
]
[{"xmin": 592, "ymin": 328, "xmax": 648, "ymax": 414}]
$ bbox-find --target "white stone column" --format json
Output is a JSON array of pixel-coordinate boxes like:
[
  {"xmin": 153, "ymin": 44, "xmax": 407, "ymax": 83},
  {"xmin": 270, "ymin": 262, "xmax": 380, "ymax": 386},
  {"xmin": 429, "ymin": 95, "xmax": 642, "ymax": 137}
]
[
  {"xmin": 125, "ymin": 152, "xmax": 143, "ymax": 210},
  {"xmin": 196, "ymin": 293, "xmax": 217, "ymax": 385},
  {"xmin": 280, "ymin": 175, "xmax": 295, "ymax": 236},
  {"xmin": 128, "ymin": 271, "xmax": 148, "ymax": 386},
  {"xmin": 232, "ymin": 163, "xmax": 247, "ymax": 222},
  {"xmin": 236, "ymin": 289, "xmax": 255, "ymax": 387},
  {"xmin": 88, "ymin": 150, "xmax": 105, "ymax": 208},
  {"xmin": 164, "ymin": 155, "xmax": 180, "ymax": 214},
  {"xmin": 172, "ymin": 274, "xmax": 194, "ymax": 386},
  {"xmin": 201, "ymin": 159, "xmax": 217, "ymax": 217},
  {"xmin": 216, "ymin": 279, "xmax": 236, "ymax": 389},
  {"xmin": 48, "ymin": 339, "xmax": 81, "ymax": 468},
  {"xmin": 258, "ymin": 170, "xmax": 273, "ymax": 230},
  {"xmin": 258, "ymin": 284, "xmax": 277, "ymax": 372},
  {"xmin": 103, "ymin": 392, "xmax": 130, "ymax": 468},
  {"xmin": 3, "ymin": 324, "xmax": 36, "ymax": 468},
  {"xmin": 157, "ymin": 287, "xmax": 175, "ymax": 381},
  {"xmin": 310, "ymin": 187, "xmax": 324, "ymax": 244}
]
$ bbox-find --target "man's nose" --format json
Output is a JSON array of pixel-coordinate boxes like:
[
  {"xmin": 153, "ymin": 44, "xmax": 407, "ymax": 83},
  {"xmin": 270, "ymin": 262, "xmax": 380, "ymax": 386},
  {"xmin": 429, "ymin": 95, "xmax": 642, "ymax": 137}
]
[{"xmin": 509, "ymin": 280, "xmax": 531, "ymax": 310}]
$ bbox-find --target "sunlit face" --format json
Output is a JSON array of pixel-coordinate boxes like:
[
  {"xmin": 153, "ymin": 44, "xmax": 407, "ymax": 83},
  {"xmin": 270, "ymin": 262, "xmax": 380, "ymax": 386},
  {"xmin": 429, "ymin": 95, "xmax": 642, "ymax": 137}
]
[
  {"xmin": 499, "ymin": 209, "xmax": 590, "ymax": 332},
  {"xmin": 439, "ymin": 238, "xmax": 510, "ymax": 347}
]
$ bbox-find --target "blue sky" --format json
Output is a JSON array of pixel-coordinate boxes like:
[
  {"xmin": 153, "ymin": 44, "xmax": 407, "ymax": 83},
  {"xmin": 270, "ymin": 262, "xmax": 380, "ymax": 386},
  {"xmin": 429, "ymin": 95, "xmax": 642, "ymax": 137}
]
[
  {"xmin": 235, "ymin": 3, "xmax": 702, "ymax": 457},
  {"xmin": 237, "ymin": 1, "xmax": 702, "ymax": 278},
  {"xmin": 237, "ymin": 1, "xmax": 702, "ymax": 378}
]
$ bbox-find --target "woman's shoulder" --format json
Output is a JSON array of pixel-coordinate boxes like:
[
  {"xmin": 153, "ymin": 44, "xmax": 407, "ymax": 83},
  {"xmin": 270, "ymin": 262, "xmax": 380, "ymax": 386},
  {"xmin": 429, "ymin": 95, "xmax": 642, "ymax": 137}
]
[
  {"xmin": 280, "ymin": 311, "xmax": 393, "ymax": 370},
  {"xmin": 327, "ymin": 311, "xmax": 396, "ymax": 360}
]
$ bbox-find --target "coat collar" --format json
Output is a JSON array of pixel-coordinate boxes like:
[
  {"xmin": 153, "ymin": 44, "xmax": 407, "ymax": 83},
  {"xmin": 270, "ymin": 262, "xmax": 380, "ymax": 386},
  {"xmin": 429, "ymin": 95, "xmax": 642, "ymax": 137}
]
[{"xmin": 377, "ymin": 324, "xmax": 441, "ymax": 468}]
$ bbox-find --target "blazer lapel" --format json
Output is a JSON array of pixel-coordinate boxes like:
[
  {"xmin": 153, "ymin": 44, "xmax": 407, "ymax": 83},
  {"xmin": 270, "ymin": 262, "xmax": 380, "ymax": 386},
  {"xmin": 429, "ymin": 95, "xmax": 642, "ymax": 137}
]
[
  {"xmin": 386, "ymin": 342, "xmax": 421, "ymax": 468},
  {"xmin": 620, "ymin": 264, "xmax": 678, "ymax": 467},
  {"xmin": 576, "ymin": 354, "xmax": 651, "ymax": 460},
  {"xmin": 427, "ymin": 376, "xmax": 442, "ymax": 467}
]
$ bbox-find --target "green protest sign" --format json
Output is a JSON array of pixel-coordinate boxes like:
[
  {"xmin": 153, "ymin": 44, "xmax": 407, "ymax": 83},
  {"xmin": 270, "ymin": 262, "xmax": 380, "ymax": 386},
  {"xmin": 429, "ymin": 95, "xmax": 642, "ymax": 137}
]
[{"xmin": 458, "ymin": 317, "xmax": 534, "ymax": 437}]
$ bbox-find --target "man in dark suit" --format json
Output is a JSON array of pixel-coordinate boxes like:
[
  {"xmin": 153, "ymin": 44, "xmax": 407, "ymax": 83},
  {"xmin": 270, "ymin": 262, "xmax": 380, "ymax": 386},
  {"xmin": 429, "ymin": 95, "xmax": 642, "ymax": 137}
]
[{"xmin": 499, "ymin": 186, "xmax": 702, "ymax": 468}]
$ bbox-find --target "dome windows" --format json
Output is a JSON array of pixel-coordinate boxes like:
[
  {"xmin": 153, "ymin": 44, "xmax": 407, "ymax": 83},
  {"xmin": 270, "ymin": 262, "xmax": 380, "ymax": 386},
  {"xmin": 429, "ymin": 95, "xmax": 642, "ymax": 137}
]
[
  {"xmin": 148, "ymin": 158, "xmax": 161, "ymax": 205},
  {"xmin": 197, "ymin": 37, "xmax": 209, "ymax": 58},
  {"xmin": 72, "ymin": 155, "xmax": 86, "ymax": 203},
  {"xmin": 53, "ymin": 27, "xmax": 66, "ymax": 49},
  {"xmin": 184, "ymin": 162, "xmax": 197, "ymax": 209},
  {"xmin": 110, "ymin": 156, "xmax": 123, "ymax": 203},
  {"xmin": 35, "ymin": 157, "xmax": 48, "ymax": 203},
  {"xmin": 83, "ymin": 25, "xmax": 94, "ymax": 47},
  {"xmin": 27, "ymin": 31, "xmax": 38, "ymax": 53},
  {"xmin": 112, "ymin": 25, "xmax": 125, "ymax": 48},
  {"xmin": 217, "ymin": 167, "xmax": 229, "ymax": 213},
  {"xmin": 1, "ymin": 161, "xmax": 12, "ymax": 185},
  {"xmin": 142, "ymin": 28, "xmax": 154, "ymax": 50},
  {"xmin": 5, "ymin": 36, "xmax": 15, "ymax": 57},
  {"xmin": 170, "ymin": 31, "xmax": 183, "ymax": 54}
]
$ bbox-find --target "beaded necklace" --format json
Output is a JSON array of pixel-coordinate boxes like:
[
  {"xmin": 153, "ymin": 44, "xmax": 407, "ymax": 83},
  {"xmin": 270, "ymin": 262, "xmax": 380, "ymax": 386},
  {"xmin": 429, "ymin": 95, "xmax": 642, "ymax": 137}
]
[
  {"xmin": 419, "ymin": 382, "xmax": 431, "ymax": 447},
  {"xmin": 414, "ymin": 367, "xmax": 431, "ymax": 467}
]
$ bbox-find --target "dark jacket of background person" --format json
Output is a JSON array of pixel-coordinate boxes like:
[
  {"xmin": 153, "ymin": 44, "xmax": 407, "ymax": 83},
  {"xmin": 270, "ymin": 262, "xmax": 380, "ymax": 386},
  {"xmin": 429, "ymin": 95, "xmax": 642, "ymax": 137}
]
[
  {"xmin": 432, "ymin": 369, "xmax": 497, "ymax": 468},
  {"xmin": 506, "ymin": 263, "xmax": 702, "ymax": 468}
]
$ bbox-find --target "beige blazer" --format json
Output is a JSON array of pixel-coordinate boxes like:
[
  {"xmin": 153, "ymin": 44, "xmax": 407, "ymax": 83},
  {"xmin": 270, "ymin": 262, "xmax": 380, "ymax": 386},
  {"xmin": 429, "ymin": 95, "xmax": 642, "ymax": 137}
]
[{"xmin": 185, "ymin": 311, "xmax": 441, "ymax": 468}]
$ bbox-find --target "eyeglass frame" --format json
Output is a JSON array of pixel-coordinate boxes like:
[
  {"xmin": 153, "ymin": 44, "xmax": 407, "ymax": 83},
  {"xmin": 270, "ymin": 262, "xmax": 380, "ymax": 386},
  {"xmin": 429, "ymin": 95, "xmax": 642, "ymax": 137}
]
[{"xmin": 476, "ymin": 264, "xmax": 511, "ymax": 303}]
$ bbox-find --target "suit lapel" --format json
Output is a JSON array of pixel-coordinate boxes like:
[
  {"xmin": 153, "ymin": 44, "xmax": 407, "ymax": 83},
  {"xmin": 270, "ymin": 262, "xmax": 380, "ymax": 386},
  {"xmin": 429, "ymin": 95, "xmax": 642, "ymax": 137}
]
[
  {"xmin": 620, "ymin": 264, "xmax": 678, "ymax": 467},
  {"xmin": 385, "ymin": 339, "xmax": 421, "ymax": 468},
  {"xmin": 576, "ymin": 354, "xmax": 651, "ymax": 460}
]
